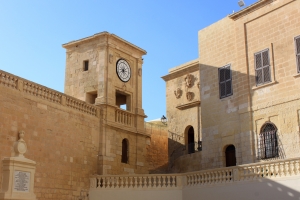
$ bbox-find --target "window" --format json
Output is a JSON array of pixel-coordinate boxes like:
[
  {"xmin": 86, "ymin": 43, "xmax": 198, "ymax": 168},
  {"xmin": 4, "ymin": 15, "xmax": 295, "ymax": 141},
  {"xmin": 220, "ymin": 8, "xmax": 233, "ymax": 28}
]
[
  {"xmin": 218, "ymin": 64, "xmax": 232, "ymax": 99},
  {"xmin": 86, "ymin": 91, "xmax": 97, "ymax": 104},
  {"xmin": 258, "ymin": 123, "xmax": 278, "ymax": 159},
  {"xmin": 116, "ymin": 90, "xmax": 131, "ymax": 111},
  {"xmin": 254, "ymin": 49, "xmax": 271, "ymax": 85},
  {"xmin": 295, "ymin": 36, "xmax": 300, "ymax": 73},
  {"xmin": 121, "ymin": 139, "xmax": 129, "ymax": 163},
  {"xmin": 83, "ymin": 60, "xmax": 89, "ymax": 71}
]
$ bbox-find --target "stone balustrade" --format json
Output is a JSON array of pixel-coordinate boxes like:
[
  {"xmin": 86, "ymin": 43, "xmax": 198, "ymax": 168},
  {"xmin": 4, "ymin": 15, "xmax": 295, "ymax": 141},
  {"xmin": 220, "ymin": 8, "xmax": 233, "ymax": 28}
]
[
  {"xmin": 115, "ymin": 108, "xmax": 132, "ymax": 126},
  {"xmin": 90, "ymin": 157, "xmax": 300, "ymax": 189},
  {"xmin": 90, "ymin": 174, "xmax": 178, "ymax": 189},
  {"xmin": 0, "ymin": 71, "xmax": 18, "ymax": 89},
  {"xmin": 0, "ymin": 70, "xmax": 98, "ymax": 117},
  {"xmin": 23, "ymin": 81, "xmax": 62, "ymax": 104},
  {"xmin": 66, "ymin": 97, "xmax": 98, "ymax": 116}
]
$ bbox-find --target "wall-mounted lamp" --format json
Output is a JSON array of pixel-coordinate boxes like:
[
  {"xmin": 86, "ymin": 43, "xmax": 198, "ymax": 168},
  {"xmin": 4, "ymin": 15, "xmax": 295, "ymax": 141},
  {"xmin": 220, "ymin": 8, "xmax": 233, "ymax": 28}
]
[{"xmin": 161, "ymin": 115, "xmax": 167, "ymax": 125}]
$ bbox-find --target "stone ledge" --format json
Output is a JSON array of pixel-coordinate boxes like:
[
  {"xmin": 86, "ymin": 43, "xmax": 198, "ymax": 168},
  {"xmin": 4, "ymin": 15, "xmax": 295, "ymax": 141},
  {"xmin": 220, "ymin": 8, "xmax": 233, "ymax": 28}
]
[
  {"xmin": 252, "ymin": 81, "xmax": 278, "ymax": 90},
  {"xmin": 176, "ymin": 101, "xmax": 200, "ymax": 110}
]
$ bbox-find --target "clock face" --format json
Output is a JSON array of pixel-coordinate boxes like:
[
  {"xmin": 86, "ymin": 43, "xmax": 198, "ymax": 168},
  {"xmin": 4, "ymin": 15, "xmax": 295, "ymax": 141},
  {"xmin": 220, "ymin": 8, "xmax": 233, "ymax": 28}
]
[{"xmin": 116, "ymin": 59, "xmax": 131, "ymax": 82}]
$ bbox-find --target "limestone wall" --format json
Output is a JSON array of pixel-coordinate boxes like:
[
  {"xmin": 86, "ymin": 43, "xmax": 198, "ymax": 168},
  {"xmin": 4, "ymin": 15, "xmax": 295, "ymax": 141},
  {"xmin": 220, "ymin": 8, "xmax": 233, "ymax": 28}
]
[
  {"xmin": 145, "ymin": 122, "xmax": 169, "ymax": 173},
  {"xmin": 0, "ymin": 70, "xmax": 100, "ymax": 200},
  {"xmin": 162, "ymin": 60, "xmax": 201, "ymax": 172},
  {"xmin": 198, "ymin": 0, "xmax": 300, "ymax": 169}
]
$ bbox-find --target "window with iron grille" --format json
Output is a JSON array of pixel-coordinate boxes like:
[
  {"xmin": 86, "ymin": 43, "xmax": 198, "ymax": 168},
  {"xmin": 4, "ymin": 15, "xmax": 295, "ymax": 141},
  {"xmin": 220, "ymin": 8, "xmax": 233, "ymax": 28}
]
[
  {"xmin": 218, "ymin": 64, "xmax": 232, "ymax": 99},
  {"xmin": 295, "ymin": 36, "xmax": 300, "ymax": 73},
  {"xmin": 257, "ymin": 123, "xmax": 278, "ymax": 159},
  {"xmin": 254, "ymin": 49, "xmax": 271, "ymax": 86}
]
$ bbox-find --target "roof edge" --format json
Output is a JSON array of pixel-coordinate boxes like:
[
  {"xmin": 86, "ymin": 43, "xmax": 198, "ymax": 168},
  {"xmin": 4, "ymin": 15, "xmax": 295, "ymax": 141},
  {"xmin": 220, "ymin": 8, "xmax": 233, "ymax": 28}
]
[
  {"xmin": 62, "ymin": 32, "xmax": 147, "ymax": 55},
  {"xmin": 229, "ymin": 0, "xmax": 273, "ymax": 20}
]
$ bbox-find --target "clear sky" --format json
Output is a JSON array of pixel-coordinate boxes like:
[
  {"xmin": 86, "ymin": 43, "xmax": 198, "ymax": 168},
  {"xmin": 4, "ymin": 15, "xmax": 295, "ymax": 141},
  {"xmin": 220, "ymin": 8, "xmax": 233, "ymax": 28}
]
[{"xmin": 0, "ymin": 0, "xmax": 257, "ymax": 121}]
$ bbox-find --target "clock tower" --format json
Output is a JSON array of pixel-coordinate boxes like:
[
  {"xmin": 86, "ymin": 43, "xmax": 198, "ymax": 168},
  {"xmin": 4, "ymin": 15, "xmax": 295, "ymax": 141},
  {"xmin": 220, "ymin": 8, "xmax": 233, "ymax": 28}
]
[{"xmin": 62, "ymin": 32, "xmax": 149, "ymax": 174}]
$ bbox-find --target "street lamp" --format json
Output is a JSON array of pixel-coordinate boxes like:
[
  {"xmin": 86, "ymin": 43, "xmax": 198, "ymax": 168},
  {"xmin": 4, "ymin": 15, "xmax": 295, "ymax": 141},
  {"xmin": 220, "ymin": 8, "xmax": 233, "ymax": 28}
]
[{"xmin": 161, "ymin": 115, "xmax": 167, "ymax": 125}]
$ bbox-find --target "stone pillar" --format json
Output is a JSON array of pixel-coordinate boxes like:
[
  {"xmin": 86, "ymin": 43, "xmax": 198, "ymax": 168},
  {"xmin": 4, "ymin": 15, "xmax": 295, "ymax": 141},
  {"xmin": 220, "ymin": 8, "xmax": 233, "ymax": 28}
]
[{"xmin": 0, "ymin": 131, "xmax": 36, "ymax": 200}]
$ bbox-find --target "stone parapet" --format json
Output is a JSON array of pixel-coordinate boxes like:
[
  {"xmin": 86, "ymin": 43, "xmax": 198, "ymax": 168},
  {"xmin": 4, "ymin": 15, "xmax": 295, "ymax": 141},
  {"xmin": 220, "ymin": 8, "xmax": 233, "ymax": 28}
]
[
  {"xmin": 90, "ymin": 156, "xmax": 300, "ymax": 189},
  {"xmin": 0, "ymin": 70, "xmax": 99, "ymax": 117}
]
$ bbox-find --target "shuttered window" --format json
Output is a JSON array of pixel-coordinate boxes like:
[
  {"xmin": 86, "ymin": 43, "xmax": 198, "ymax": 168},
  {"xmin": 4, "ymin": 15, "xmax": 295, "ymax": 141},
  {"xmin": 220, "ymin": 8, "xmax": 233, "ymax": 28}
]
[
  {"xmin": 295, "ymin": 36, "xmax": 300, "ymax": 73},
  {"xmin": 218, "ymin": 64, "xmax": 232, "ymax": 99},
  {"xmin": 254, "ymin": 49, "xmax": 271, "ymax": 86}
]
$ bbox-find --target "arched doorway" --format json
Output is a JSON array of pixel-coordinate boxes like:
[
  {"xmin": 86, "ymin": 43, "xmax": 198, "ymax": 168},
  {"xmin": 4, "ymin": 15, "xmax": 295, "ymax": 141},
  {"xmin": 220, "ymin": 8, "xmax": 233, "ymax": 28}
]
[
  {"xmin": 225, "ymin": 145, "xmax": 236, "ymax": 167},
  {"xmin": 187, "ymin": 127, "xmax": 195, "ymax": 154}
]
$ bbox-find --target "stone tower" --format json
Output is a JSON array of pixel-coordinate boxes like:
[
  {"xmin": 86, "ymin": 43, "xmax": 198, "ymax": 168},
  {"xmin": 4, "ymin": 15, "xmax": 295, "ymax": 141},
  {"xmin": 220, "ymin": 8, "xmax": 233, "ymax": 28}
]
[{"xmin": 62, "ymin": 32, "xmax": 150, "ymax": 174}]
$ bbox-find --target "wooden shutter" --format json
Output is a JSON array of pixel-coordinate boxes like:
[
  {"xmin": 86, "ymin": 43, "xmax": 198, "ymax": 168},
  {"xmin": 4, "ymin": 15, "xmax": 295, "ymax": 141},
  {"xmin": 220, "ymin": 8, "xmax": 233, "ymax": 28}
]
[
  {"xmin": 219, "ymin": 68, "xmax": 226, "ymax": 98},
  {"xmin": 255, "ymin": 49, "xmax": 271, "ymax": 85},
  {"xmin": 225, "ymin": 66, "xmax": 232, "ymax": 95},
  {"xmin": 219, "ymin": 65, "xmax": 232, "ymax": 99},
  {"xmin": 295, "ymin": 37, "xmax": 300, "ymax": 73}
]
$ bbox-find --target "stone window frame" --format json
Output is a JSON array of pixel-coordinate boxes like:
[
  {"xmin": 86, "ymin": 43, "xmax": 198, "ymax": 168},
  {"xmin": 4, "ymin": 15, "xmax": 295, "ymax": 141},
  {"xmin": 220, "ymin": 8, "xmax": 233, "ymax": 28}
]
[
  {"xmin": 218, "ymin": 64, "xmax": 233, "ymax": 99},
  {"xmin": 294, "ymin": 35, "xmax": 300, "ymax": 73},
  {"xmin": 254, "ymin": 49, "xmax": 271, "ymax": 86}
]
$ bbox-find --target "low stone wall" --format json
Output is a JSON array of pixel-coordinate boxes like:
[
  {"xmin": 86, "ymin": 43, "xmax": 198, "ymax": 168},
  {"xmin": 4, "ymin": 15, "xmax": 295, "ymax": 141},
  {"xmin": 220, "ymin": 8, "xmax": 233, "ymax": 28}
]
[{"xmin": 89, "ymin": 157, "xmax": 300, "ymax": 200}]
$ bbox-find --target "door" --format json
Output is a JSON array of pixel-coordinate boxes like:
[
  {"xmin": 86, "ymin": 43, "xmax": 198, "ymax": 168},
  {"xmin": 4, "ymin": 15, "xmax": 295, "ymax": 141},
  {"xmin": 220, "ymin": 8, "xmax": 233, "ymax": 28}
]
[{"xmin": 225, "ymin": 145, "xmax": 236, "ymax": 167}]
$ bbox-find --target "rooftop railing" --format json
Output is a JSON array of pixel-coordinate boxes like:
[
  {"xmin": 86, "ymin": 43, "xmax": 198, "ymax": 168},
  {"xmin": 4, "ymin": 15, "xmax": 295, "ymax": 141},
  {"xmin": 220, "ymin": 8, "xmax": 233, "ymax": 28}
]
[{"xmin": 0, "ymin": 70, "xmax": 99, "ymax": 117}]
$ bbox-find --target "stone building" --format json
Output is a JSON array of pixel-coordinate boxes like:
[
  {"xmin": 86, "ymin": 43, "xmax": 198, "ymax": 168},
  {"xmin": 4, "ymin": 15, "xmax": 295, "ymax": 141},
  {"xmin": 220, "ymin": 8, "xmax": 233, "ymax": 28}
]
[
  {"xmin": 1, "ymin": 0, "xmax": 300, "ymax": 200},
  {"xmin": 0, "ymin": 32, "xmax": 168, "ymax": 200},
  {"xmin": 164, "ymin": 0, "xmax": 300, "ymax": 173}
]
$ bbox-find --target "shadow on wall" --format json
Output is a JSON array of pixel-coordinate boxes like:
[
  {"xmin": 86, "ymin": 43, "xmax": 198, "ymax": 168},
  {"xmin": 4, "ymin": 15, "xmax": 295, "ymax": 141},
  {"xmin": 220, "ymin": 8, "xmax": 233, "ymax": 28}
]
[{"xmin": 168, "ymin": 60, "xmax": 297, "ymax": 171}]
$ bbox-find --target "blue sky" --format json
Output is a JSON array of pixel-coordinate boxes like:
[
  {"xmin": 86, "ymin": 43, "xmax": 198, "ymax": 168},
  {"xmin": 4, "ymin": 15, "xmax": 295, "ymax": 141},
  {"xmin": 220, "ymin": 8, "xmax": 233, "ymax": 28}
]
[{"xmin": 0, "ymin": 0, "xmax": 257, "ymax": 121}]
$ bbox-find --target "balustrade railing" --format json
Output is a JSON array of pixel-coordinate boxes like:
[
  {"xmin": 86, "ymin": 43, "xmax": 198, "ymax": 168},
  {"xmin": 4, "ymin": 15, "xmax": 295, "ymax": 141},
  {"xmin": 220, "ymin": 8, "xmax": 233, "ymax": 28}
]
[
  {"xmin": 23, "ymin": 81, "xmax": 62, "ymax": 103},
  {"xmin": 115, "ymin": 108, "xmax": 132, "ymax": 126},
  {"xmin": 90, "ymin": 157, "xmax": 300, "ymax": 190},
  {"xmin": 0, "ymin": 72, "xmax": 17, "ymax": 89},
  {"xmin": 66, "ymin": 97, "xmax": 97, "ymax": 116},
  {"xmin": 91, "ymin": 174, "xmax": 177, "ymax": 189},
  {"xmin": 0, "ymin": 70, "xmax": 98, "ymax": 117}
]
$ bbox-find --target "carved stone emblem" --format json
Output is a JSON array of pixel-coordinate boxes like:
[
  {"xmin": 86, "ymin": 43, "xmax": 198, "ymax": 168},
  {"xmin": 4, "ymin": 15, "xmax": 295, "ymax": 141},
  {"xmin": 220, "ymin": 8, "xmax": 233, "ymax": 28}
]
[
  {"xmin": 186, "ymin": 92, "xmax": 193, "ymax": 101},
  {"xmin": 174, "ymin": 88, "xmax": 182, "ymax": 98},
  {"xmin": 138, "ymin": 68, "xmax": 142, "ymax": 76},
  {"xmin": 185, "ymin": 74, "xmax": 193, "ymax": 88},
  {"xmin": 14, "ymin": 130, "xmax": 27, "ymax": 157}
]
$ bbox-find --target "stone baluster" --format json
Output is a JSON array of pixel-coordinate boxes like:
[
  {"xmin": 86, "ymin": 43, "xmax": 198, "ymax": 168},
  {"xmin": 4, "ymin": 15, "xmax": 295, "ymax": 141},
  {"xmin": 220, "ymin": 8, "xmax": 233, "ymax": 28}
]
[
  {"xmin": 270, "ymin": 164, "xmax": 275, "ymax": 178},
  {"xmin": 120, "ymin": 177, "xmax": 124, "ymax": 188},
  {"xmin": 166, "ymin": 176, "xmax": 171, "ymax": 187},
  {"xmin": 152, "ymin": 176, "xmax": 156, "ymax": 188},
  {"xmin": 129, "ymin": 177, "xmax": 133, "ymax": 188},
  {"xmin": 97, "ymin": 177, "xmax": 101, "ymax": 189},
  {"xmin": 116, "ymin": 177, "xmax": 120, "ymax": 188},
  {"xmin": 295, "ymin": 161, "xmax": 300, "ymax": 175},
  {"xmin": 279, "ymin": 162, "xmax": 284, "ymax": 177},
  {"xmin": 132, "ymin": 177, "xmax": 137, "ymax": 188},
  {"xmin": 284, "ymin": 162, "xmax": 289, "ymax": 176},
  {"xmin": 145, "ymin": 176, "xmax": 148, "ymax": 187},
  {"xmin": 125, "ymin": 177, "xmax": 128, "ymax": 188}
]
